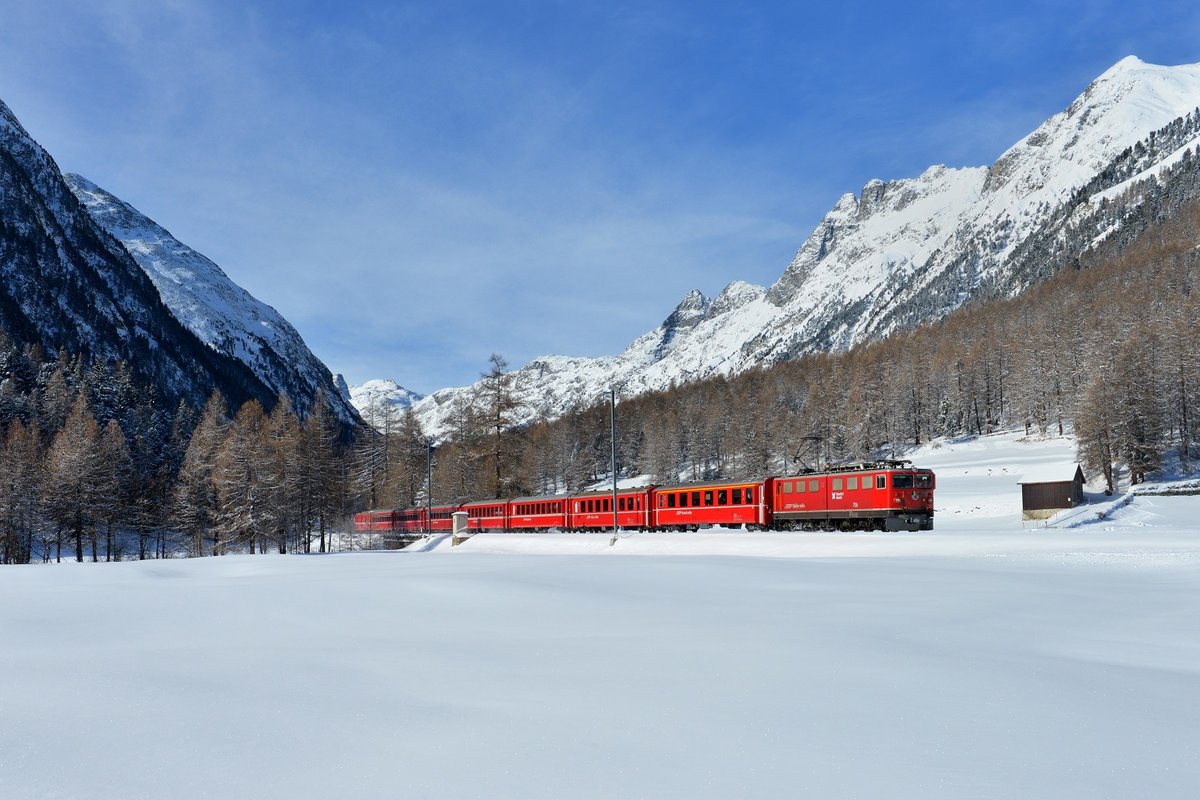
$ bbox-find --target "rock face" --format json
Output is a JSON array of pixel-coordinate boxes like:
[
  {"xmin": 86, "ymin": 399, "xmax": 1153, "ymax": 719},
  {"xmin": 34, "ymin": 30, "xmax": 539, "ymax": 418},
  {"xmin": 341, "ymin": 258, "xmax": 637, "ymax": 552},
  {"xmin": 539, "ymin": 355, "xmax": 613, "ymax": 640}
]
[
  {"xmin": 0, "ymin": 99, "xmax": 272, "ymax": 412},
  {"xmin": 385, "ymin": 57, "xmax": 1200, "ymax": 438},
  {"xmin": 66, "ymin": 174, "xmax": 361, "ymax": 425}
]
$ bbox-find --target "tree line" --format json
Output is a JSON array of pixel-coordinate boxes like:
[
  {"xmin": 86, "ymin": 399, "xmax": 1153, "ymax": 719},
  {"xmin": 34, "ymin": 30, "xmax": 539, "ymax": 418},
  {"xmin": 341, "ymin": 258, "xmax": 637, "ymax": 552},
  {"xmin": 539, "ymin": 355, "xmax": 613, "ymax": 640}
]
[{"xmin": 0, "ymin": 342, "xmax": 368, "ymax": 563}]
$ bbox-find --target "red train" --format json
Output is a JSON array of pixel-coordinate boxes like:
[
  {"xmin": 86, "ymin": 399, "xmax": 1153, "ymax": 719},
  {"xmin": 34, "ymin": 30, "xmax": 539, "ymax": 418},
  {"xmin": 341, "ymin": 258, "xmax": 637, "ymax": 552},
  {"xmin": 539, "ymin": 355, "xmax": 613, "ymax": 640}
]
[{"xmin": 355, "ymin": 461, "xmax": 935, "ymax": 536}]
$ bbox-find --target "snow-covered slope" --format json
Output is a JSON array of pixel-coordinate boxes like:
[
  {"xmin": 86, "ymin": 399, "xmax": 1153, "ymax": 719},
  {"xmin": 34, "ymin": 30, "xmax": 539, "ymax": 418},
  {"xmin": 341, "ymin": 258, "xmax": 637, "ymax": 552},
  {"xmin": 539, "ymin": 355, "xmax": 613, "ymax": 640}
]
[
  {"xmin": 66, "ymin": 174, "xmax": 360, "ymax": 425},
  {"xmin": 404, "ymin": 56, "xmax": 1200, "ymax": 438},
  {"xmin": 348, "ymin": 378, "xmax": 425, "ymax": 419},
  {"xmin": 0, "ymin": 99, "xmax": 275, "ymax": 411}
]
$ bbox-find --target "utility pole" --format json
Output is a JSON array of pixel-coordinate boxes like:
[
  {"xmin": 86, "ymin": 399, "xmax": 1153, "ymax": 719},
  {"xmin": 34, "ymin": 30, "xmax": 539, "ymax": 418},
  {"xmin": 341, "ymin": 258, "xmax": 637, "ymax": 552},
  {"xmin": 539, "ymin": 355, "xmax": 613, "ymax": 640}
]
[
  {"xmin": 610, "ymin": 388, "xmax": 618, "ymax": 539},
  {"xmin": 426, "ymin": 438, "xmax": 434, "ymax": 536}
]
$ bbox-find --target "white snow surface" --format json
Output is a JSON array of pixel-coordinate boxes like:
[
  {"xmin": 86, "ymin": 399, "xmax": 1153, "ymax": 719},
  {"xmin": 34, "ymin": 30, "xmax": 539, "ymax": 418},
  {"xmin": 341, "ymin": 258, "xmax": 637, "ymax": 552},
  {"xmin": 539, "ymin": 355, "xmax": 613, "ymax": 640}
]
[
  {"xmin": 398, "ymin": 57, "xmax": 1200, "ymax": 438},
  {"xmin": 4, "ymin": 432, "xmax": 1200, "ymax": 798}
]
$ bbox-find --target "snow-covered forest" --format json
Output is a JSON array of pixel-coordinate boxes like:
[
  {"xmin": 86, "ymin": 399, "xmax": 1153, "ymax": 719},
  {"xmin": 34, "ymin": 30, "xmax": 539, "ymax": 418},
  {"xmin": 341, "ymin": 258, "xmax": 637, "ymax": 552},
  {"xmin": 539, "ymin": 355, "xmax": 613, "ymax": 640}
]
[{"xmin": 0, "ymin": 344, "xmax": 351, "ymax": 564}]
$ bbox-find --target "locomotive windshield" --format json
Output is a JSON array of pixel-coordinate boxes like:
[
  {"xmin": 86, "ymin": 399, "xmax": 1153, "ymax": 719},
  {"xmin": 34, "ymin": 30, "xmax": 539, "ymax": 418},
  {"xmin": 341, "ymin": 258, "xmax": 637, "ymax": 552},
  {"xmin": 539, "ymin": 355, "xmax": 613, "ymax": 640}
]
[{"xmin": 893, "ymin": 473, "xmax": 932, "ymax": 489}]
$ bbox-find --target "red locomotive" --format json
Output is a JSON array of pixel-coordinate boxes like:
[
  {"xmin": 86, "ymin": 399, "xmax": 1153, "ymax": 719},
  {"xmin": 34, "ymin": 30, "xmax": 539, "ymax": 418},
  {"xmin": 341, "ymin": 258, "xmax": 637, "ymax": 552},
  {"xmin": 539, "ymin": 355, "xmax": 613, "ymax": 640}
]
[{"xmin": 354, "ymin": 461, "xmax": 935, "ymax": 536}]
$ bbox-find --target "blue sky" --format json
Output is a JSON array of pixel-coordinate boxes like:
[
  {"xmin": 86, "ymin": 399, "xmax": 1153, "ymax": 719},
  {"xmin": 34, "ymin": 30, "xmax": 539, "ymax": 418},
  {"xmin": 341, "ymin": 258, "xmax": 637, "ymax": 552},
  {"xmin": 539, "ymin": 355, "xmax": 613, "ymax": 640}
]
[{"xmin": 2, "ymin": 1, "xmax": 1199, "ymax": 393}]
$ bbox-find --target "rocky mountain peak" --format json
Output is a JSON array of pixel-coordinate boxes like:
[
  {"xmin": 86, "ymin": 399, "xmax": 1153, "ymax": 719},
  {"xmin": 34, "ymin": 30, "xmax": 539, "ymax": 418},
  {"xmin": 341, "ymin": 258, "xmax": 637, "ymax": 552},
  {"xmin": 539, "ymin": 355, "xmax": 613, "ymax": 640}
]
[
  {"xmin": 358, "ymin": 57, "xmax": 1200, "ymax": 440},
  {"xmin": 65, "ymin": 173, "xmax": 361, "ymax": 425}
]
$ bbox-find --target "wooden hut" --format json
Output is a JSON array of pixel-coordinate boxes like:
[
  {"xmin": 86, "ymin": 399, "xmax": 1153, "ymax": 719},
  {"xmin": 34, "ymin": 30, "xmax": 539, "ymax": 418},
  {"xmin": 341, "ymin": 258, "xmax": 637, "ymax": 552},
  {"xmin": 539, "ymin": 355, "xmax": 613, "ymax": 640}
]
[{"xmin": 1018, "ymin": 464, "xmax": 1086, "ymax": 521}]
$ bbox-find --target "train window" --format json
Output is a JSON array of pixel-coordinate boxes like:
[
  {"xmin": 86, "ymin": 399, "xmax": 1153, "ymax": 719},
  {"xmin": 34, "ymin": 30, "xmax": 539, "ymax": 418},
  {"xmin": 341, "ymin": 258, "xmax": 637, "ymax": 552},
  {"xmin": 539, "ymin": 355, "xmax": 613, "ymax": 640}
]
[
  {"xmin": 796, "ymin": 480, "xmax": 806, "ymax": 493},
  {"xmin": 658, "ymin": 496, "xmax": 665, "ymax": 509},
  {"xmin": 692, "ymin": 491, "xmax": 701, "ymax": 506},
  {"xmin": 916, "ymin": 474, "xmax": 932, "ymax": 489},
  {"xmin": 733, "ymin": 488, "xmax": 742, "ymax": 504},
  {"xmin": 718, "ymin": 490, "xmax": 728, "ymax": 505},
  {"xmin": 809, "ymin": 479, "xmax": 818, "ymax": 492},
  {"xmin": 848, "ymin": 477, "xmax": 858, "ymax": 490},
  {"xmin": 680, "ymin": 492, "xmax": 689, "ymax": 507},
  {"xmin": 782, "ymin": 481, "xmax": 792, "ymax": 494},
  {"xmin": 704, "ymin": 491, "xmax": 713, "ymax": 506},
  {"xmin": 877, "ymin": 475, "xmax": 885, "ymax": 489},
  {"xmin": 832, "ymin": 478, "xmax": 843, "ymax": 491},
  {"xmin": 746, "ymin": 488, "xmax": 754, "ymax": 503},
  {"xmin": 604, "ymin": 498, "xmax": 611, "ymax": 512},
  {"xmin": 668, "ymin": 494, "xmax": 676, "ymax": 508},
  {"xmin": 893, "ymin": 474, "xmax": 914, "ymax": 488}
]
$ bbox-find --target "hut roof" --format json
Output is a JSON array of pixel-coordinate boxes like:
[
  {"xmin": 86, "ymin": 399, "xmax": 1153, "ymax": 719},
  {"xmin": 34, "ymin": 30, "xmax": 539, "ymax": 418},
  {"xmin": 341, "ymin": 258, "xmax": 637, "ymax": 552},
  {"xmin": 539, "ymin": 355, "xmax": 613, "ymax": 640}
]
[{"xmin": 1017, "ymin": 463, "xmax": 1085, "ymax": 485}]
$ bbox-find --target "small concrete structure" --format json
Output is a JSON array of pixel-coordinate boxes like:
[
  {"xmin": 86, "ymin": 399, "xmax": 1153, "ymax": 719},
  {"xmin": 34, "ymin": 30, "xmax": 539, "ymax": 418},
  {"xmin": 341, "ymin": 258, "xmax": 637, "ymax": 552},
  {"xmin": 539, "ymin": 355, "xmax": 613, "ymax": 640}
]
[
  {"xmin": 451, "ymin": 511, "xmax": 471, "ymax": 546},
  {"xmin": 1018, "ymin": 464, "xmax": 1086, "ymax": 521}
]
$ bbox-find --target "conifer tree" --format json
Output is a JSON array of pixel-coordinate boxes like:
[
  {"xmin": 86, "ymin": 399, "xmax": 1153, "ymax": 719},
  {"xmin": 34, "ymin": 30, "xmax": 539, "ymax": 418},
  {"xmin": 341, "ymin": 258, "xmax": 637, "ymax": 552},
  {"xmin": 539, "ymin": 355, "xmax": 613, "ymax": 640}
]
[
  {"xmin": 0, "ymin": 420, "xmax": 43, "ymax": 563},
  {"xmin": 95, "ymin": 419, "xmax": 133, "ymax": 561},
  {"xmin": 175, "ymin": 392, "xmax": 229, "ymax": 556},
  {"xmin": 44, "ymin": 395, "xmax": 102, "ymax": 562},
  {"xmin": 214, "ymin": 400, "xmax": 271, "ymax": 554}
]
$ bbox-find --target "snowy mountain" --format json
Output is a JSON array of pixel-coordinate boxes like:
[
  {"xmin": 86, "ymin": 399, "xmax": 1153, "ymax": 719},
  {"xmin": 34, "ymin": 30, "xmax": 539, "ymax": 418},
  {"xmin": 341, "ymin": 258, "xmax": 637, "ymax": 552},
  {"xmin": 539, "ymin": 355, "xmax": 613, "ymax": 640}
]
[
  {"xmin": 0, "ymin": 98, "xmax": 274, "ymax": 412},
  {"xmin": 349, "ymin": 379, "xmax": 425, "ymax": 419},
  {"xmin": 404, "ymin": 56, "xmax": 1200, "ymax": 438},
  {"xmin": 65, "ymin": 174, "xmax": 360, "ymax": 426}
]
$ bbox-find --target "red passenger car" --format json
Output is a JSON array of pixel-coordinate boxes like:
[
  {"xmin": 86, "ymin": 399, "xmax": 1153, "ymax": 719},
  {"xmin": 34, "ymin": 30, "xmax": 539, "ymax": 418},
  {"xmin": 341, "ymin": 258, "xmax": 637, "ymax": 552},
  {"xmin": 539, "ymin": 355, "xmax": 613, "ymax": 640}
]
[
  {"xmin": 353, "ymin": 509, "xmax": 397, "ymax": 533},
  {"xmin": 423, "ymin": 504, "xmax": 459, "ymax": 533},
  {"xmin": 508, "ymin": 495, "xmax": 568, "ymax": 531},
  {"xmin": 462, "ymin": 500, "xmax": 507, "ymax": 532},
  {"xmin": 651, "ymin": 479, "xmax": 768, "ymax": 531},
  {"xmin": 567, "ymin": 487, "xmax": 654, "ymax": 531}
]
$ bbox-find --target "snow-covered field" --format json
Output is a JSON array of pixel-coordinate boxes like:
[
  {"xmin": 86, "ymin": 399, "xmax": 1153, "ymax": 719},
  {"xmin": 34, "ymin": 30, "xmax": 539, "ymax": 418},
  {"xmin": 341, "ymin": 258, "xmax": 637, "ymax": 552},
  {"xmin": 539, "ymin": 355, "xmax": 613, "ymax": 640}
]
[{"xmin": 4, "ymin": 434, "xmax": 1199, "ymax": 798}]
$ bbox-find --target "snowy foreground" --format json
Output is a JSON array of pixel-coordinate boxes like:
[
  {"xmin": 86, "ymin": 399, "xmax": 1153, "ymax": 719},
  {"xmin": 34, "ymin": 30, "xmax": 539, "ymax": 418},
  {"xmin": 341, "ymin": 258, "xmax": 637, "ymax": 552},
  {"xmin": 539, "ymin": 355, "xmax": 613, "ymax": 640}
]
[{"xmin": 5, "ymin": 435, "xmax": 1200, "ymax": 799}]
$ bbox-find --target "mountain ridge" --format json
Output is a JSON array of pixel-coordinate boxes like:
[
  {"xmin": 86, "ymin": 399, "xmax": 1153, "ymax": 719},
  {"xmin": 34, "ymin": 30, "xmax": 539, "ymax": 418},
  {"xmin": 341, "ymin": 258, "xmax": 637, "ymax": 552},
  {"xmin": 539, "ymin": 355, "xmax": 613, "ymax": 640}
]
[
  {"xmin": 0, "ymin": 98, "xmax": 274, "ymax": 413},
  {"xmin": 65, "ymin": 174, "xmax": 361, "ymax": 425},
  {"xmin": 354, "ymin": 57, "xmax": 1200, "ymax": 437}
]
